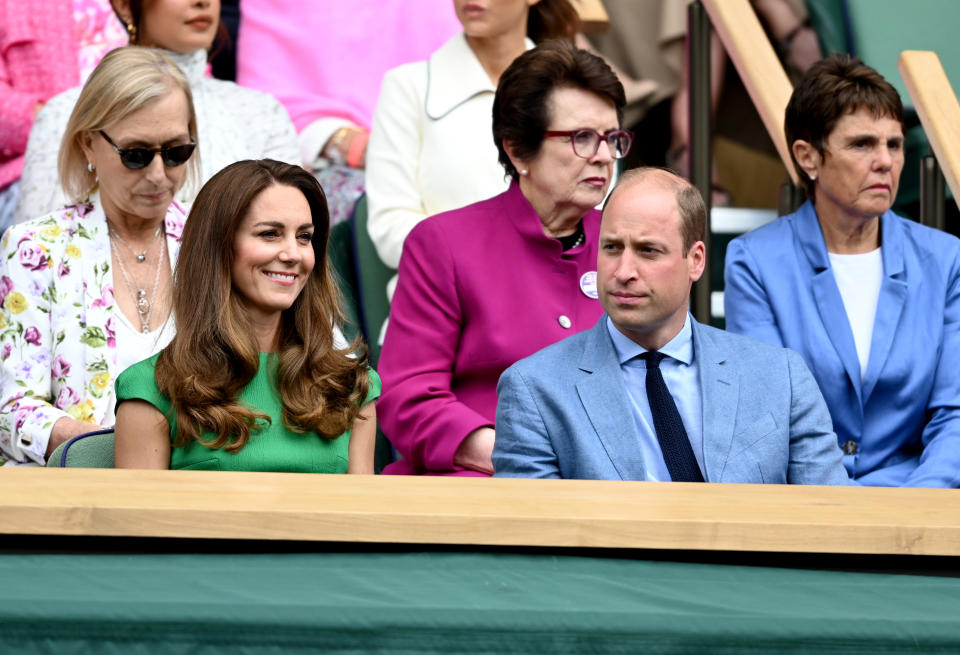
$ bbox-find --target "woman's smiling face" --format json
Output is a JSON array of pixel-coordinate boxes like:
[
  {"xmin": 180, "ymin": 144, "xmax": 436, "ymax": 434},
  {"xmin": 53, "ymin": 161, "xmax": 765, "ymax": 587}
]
[{"xmin": 231, "ymin": 183, "xmax": 316, "ymax": 330}]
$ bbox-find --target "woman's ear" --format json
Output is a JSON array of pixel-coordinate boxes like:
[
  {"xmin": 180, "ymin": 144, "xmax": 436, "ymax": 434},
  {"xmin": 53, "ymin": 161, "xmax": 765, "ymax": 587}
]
[
  {"xmin": 792, "ymin": 139, "xmax": 821, "ymax": 181},
  {"xmin": 78, "ymin": 131, "xmax": 96, "ymax": 168},
  {"xmin": 111, "ymin": 0, "xmax": 133, "ymax": 25},
  {"xmin": 503, "ymin": 140, "xmax": 527, "ymax": 177}
]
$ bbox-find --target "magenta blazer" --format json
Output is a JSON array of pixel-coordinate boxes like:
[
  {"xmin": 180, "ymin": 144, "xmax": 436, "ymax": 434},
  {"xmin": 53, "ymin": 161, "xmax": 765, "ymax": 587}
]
[
  {"xmin": 0, "ymin": 0, "xmax": 78, "ymax": 188},
  {"xmin": 379, "ymin": 182, "xmax": 604, "ymax": 475}
]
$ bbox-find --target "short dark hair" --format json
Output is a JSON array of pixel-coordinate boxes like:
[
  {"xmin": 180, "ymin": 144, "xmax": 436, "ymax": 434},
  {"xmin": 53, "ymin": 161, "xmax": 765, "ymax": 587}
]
[
  {"xmin": 527, "ymin": 0, "xmax": 579, "ymax": 43},
  {"xmin": 605, "ymin": 168, "xmax": 706, "ymax": 255},
  {"xmin": 492, "ymin": 39, "xmax": 626, "ymax": 181},
  {"xmin": 785, "ymin": 54, "xmax": 903, "ymax": 196}
]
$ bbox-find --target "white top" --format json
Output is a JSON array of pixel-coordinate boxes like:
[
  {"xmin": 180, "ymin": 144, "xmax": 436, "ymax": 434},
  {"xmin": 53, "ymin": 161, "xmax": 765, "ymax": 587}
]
[
  {"xmin": 365, "ymin": 32, "xmax": 521, "ymax": 298},
  {"xmin": 14, "ymin": 49, "xmax": 300, "ymax": 223},
  {"xmin": 829, "ymin": 248, "xmax": 883, "ymax": 380},
  {"xmin": 107, "ymin": 310, "xmax": 177, "ymax": 422}
]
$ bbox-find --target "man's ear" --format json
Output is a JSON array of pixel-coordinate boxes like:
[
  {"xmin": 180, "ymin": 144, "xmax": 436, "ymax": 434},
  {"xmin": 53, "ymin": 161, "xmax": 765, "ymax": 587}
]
[
  {"xmin": 687, "ymin": 240, "xmax": 706, "ymax": 283},
  {"xmin": 791, "ymin": 139, "xmax": 821, "ymax": 181}
]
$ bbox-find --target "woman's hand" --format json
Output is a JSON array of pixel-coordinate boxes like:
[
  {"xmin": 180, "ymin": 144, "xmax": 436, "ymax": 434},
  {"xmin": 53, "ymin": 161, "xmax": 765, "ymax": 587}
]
[
  {"xmin": 322, "ymin": 125, "xmax": 369, "ymax": 169},
  {"xmin": 114, "ymin": 400, "xmax": 170, "ymax": 469},
  {"xmin": 347, "ymin": 402, "xmax": 377, "ymax": 474},
  {"xmin": 453, "ymin": 427, "xmax": 496, "ymax": 475},
  {"xmin": 46, "ymin": 417, "xmax": 100, "ymax": 458}
]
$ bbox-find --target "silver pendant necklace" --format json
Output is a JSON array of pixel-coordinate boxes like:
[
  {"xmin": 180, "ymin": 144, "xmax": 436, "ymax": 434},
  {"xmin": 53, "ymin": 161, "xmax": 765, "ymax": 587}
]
[
  {"xmin": 110, "ymin": 224, "xmax": 162, "ymax": 263},
  {"xmin": 109, "ymin": 225, "xmax": 166, "ymax": 334}
]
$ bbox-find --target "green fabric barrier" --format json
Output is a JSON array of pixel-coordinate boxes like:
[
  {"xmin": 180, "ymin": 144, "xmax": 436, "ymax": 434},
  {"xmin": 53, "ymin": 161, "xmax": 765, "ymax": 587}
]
[{"xmin": 1, "ymin": 550, "xmax": 958, "ymax": 653}]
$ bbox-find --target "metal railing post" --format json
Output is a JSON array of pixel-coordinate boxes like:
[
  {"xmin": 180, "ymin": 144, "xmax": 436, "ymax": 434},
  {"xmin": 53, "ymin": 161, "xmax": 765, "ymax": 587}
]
[
  {"xmin": 920, "ymin": 155, "xmax": 946, "ymax": 231},
  {"xmin": 777, "ymin": 181, "xmax": 806, "ymax": 217},
  {"xmin": 688, "ymin": 0, "xmax": 712, "ymax": 324}
]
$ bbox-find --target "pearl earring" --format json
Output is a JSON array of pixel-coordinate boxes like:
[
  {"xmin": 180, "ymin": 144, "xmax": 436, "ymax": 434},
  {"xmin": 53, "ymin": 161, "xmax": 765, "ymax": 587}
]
[
  {"xmin": 520, "ymin": 169, "xmax": 528, "ymax": 176},
  {"xmin": 87, "ymin": 162, "xmax": 95, "ymax": 173},
  {"xmin": 809, "ymin": 172, "xmax": 817, "ymax": 181}
]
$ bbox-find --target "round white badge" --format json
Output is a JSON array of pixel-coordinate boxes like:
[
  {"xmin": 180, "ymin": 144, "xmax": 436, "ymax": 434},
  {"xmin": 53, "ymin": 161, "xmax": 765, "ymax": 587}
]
[{"xmin": 579, "ymin": 271, "xmax": 598, "ymax": 299}]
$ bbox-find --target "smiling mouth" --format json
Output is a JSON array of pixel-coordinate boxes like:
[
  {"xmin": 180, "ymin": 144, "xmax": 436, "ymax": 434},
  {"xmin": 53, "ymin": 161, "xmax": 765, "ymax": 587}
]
[{"xmin": 263, "ymin": 271, "xmax": 297, "ymax": 283}]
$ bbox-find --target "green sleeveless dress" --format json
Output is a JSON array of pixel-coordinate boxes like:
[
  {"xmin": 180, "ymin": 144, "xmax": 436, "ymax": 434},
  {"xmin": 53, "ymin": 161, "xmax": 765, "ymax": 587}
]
[{"xmin": 115, "ymin": 352, "xmax": 381, "ymax": 472}]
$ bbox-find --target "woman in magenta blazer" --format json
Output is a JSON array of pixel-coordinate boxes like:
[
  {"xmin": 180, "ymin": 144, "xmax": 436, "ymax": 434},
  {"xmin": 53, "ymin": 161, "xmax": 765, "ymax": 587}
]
[{"xmin": 378, "ymin": 41, "xmax": 630, "ymax": 476}]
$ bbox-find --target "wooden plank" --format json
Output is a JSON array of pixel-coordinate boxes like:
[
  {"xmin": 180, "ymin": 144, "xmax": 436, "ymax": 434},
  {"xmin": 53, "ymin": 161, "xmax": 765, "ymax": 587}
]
[
  {"xmin": 899, "ymin": 50, "xmax": 960, "ymax": 211},
  {"xmin": 573, "ymin": 0, "xmax": 609, "ymax": 33},
  {"xmin": 702, "ymin": 0, "xmax": 799, "ymax": 184},
  {"xmin": 0, "ymin": 468, "xmax": 958, "ymax": 556}
]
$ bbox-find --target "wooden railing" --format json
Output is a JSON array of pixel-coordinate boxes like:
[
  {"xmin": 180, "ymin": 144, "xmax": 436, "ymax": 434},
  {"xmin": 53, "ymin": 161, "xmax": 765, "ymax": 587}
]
[
  {"xmin": 1, "ymin": 468, "xmax": 958, "ymax": 556},
  {"xmin": 702, "ymin": 0, "xmax": 799, "ymax": 185},
  {"xmin": 899, "ymin": 50, "xmax": 960, "ymax": 211},
  {"xmin": 574, "ymin": 0, "xmax": 609, "ymax": 32}
]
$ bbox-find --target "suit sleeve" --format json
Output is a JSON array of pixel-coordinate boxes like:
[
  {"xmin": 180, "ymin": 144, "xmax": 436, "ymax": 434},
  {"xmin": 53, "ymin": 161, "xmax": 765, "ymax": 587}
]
[
  {"xmin": 376, "ymin": 220, "xmax": 492, "ymax": 473},
  {"xmin": 493, "ymin": 364, "xmax": 561, "ymax": 478},
  {"xmin": 724, "ymin": 237, "xmax": 785, "ymax": 348},
  {"xmin": 784, "ymin": 349, "xmax": 851, "ymax": 485},
  {"xmin": 365, "ymin": 66, "xmax": 427, "ymax": 270},
  {"xmin": 902, "ymin": 251, "xmax": 960, "ymax": 488}
]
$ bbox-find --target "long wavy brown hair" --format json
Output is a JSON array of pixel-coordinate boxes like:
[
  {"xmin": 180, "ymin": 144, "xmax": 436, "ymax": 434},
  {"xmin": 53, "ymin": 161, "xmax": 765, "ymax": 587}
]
[{"xmin": 155, "ymin": 159, "xmax": 370, "ymax": 452}]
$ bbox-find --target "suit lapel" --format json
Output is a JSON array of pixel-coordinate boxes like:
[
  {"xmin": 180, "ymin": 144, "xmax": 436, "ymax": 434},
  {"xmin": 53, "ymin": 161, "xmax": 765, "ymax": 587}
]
[
  {"xmin": 575, "ymin": 319, "xmax": 646, "ymax": 481},
  {"xmin": 77, "ymin": 200, "xmax": 119, "ymax": 420},
  {"xmin": 796, "ymin": 204, "xmax": 863, "ymax": 405},
  {"xmin": 862, "ymin": 212, "xmax": 907, "ymax": 402},
  {"xmin": 695, "ymin": 321, "xmax": 738, "ymax": 482}
]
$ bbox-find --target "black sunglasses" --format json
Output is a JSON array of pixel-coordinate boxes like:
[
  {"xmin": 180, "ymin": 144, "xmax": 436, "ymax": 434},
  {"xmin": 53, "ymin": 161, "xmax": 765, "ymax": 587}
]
[{"xmin": 99, "ymin": 130, "xmax": 196, "ymax": 170}]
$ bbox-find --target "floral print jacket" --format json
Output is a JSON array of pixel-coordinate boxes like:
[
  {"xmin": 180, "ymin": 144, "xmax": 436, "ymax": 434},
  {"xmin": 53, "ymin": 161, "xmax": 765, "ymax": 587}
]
[{"xmin": 0, "ymin": 195, "xmax": 186, "ymax": 464}]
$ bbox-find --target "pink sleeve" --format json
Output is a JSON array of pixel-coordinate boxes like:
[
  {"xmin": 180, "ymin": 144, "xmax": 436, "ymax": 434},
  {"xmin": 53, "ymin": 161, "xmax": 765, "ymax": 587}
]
[{"xmin": 377, "ymin": 218, "xmax": 493, "ymax": 473}]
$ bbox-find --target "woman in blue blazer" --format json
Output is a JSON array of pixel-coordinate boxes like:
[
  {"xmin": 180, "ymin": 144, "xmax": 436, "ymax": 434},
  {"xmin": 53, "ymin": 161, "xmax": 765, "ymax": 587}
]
[{"xmin": 724, "ymin": 54, "xmax": 960, "ymax": 488}]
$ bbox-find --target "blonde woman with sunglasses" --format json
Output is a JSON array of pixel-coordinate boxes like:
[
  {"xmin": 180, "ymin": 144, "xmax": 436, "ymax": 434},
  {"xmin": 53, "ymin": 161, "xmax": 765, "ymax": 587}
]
[{"xmin": 0, "ymin": 47, "xmax": 197, "ymax": 465}]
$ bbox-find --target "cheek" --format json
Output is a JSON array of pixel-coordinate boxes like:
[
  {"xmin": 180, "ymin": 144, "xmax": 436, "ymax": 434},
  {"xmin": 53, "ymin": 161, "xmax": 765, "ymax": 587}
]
[{"xmin": 303, "ymin": 252, "xmax": 316, "ymax": 275}]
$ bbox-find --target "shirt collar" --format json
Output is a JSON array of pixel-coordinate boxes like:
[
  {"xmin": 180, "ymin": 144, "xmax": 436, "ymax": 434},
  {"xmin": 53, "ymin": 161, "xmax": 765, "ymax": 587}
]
[
  {"xmin": 165, "ymin": 49, "xmax": 207, "ymax": 85},
  {"xmin": 606, "ymin": 313, "xmax": 694, "ymax": 366},
  {"xmin": 425, "ymin": 32, "xmax": 534, "ymax": 120}
]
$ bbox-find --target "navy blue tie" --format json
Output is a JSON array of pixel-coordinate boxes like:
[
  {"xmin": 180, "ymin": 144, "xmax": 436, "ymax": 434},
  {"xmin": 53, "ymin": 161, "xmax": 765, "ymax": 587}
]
[{"xmin": 640, "ymin": 351, "xmax": 704, "ymax": 482}]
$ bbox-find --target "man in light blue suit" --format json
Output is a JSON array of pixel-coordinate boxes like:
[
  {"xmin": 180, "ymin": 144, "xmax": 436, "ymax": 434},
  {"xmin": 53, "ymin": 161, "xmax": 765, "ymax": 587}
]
[{"xmin": 493, "ymin": 168, "xmax": 850, "ymax": 484}]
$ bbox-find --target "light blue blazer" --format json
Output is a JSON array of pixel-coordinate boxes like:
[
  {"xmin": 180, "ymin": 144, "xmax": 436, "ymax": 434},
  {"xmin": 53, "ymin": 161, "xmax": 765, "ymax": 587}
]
[
  {"xmin": 724, "ymin": 201, "xmax": 960, "ymax": 488},
  {"xmin": 493, "ymin": 315, "xmax": 849, "ymax": 485}
]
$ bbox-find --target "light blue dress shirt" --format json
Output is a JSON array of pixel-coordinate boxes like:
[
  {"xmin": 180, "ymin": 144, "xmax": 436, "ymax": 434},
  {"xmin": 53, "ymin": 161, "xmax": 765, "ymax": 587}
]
[{"xmin": 606, "ymin": 315, "xmax": 704, "ymax": 481}]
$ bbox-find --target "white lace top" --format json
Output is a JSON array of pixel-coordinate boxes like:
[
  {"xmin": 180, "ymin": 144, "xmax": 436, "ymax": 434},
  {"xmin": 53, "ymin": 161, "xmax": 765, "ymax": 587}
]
[{"xmin": 14, "ymin": 49, "xmax": 300, "ymax": 223}]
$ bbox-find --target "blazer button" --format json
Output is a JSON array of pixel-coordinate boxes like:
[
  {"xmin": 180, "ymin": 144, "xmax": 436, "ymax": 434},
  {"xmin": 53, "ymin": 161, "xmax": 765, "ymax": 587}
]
[
  {"xmin": 841, "ymin": 440, "xmax": 858, "ymax": 455},
  {"xmin": 557, "ymin": 315, "xmax": 572, "ymax": 329}
]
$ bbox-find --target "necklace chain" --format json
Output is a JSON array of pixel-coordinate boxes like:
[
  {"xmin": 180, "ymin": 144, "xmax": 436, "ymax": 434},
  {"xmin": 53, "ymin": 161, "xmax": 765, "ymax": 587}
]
[
  {"xmin": 109, "ymin": 224, "xmax": 162, "ymax": 263},
  {"xmin": 109, "ymin": 225, "xmax": 166, "ymax": 334}
]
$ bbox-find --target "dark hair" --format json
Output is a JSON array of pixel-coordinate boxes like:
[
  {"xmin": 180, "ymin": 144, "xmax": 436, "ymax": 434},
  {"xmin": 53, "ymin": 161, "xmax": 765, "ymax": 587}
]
[
  {"xmin": 606, "ymin": 168, "xmax": 706, "ymax": 254},
  {"xmin": 785, "ymin": 54, "xmax": 903, "ymax": 196},
  {"xmin": 155, "ymin": 159, "xmax": 369, "ymax": 452},
  {"xmin": 493, "ymin": 39, "xmax": 626, "ymax": 180},
  {"xmin": 528, "ymin": 0, "xmax": 579, "ymax": 43}
]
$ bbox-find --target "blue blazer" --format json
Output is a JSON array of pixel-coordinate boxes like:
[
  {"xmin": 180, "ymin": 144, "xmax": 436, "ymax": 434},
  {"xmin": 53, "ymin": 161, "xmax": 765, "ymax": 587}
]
[
  {"xmin": 493, "ymin": 315, "xmax": 850, "ymax": 484},
  {"xmin": 725, "ymin": 201, "xmax": 960, "ymax": 488}
]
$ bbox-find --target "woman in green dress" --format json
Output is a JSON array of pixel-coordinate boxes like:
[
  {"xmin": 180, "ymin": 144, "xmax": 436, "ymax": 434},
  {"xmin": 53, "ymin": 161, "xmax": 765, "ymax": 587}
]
[{"xmin": 114, "ymin": 159, "xmax": 378, "ymax": 472}]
